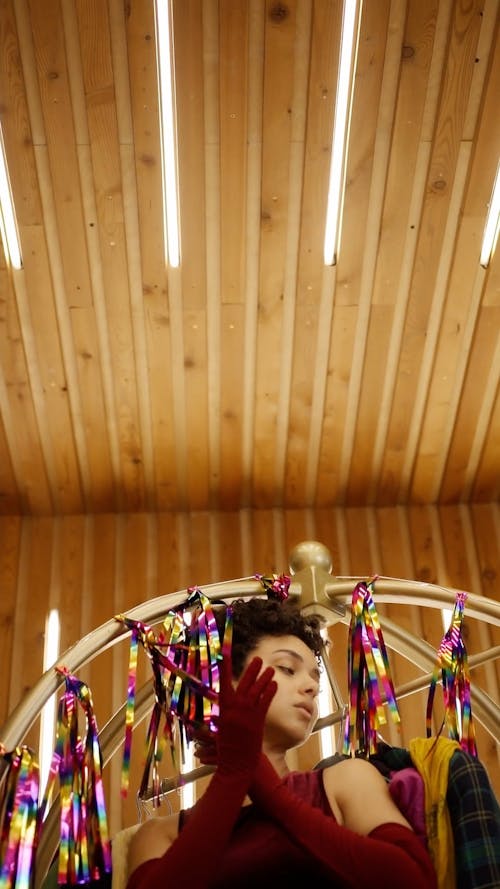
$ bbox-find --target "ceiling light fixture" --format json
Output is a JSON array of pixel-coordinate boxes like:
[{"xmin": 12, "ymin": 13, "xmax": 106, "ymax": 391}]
[
  {"xmin": 0, "ymin": 121, "xmax": 22, "ymax": 270},
  {"xmin": 479, "ymin": 162, "xmax": 500, "ymax": 268},
  {"xmin": 154, "ymin": 0, "xmax": 181, "ymax": 268},
  {"xmin": 323, "ymin": 0, "xmax": 362, "ymax": 266}
]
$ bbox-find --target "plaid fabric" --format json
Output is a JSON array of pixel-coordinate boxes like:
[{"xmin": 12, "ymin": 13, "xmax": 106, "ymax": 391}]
[{"xmin": 447, "ymin": 749, "xmax": 500, "ymax": 889}]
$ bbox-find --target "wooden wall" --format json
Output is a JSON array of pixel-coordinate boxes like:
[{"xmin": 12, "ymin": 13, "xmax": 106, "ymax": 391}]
[{"xmin": 1, "ymin": 502, "xmax": 499, "ymax": 833}]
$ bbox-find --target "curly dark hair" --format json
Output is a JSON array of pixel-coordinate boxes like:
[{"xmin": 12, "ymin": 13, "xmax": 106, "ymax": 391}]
[{"xmin": 222, "ymin": 597, "xmax": 324, "ymax": 677}]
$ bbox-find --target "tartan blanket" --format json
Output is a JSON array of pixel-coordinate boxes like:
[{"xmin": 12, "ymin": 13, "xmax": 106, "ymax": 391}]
[{"xmin": 447, "ymin": 749, "xmax": 500, "ymax": 889}]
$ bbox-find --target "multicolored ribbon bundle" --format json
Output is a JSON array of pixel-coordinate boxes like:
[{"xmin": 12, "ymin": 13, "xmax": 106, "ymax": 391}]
[
  {"xmin": 343, "ymin": 579, "xmax": 400, "ymax": 757},
  {"xmin": 426, "ymin": 591, "xmax": 476, "ymax": 755},
  {"xmin": 117, "ymin": 588, "xmax": 232, "ymax": 801},
  {"xmin": 255, "ymin": 573, "xmax": 291, "ymax": 601},
  {"xmin": 39, "ymin": 669, "xmax": 111, "ymax": 885},
  {"xmin": 0, "ymin": 745, "xmax": 39, "ymax": 889},
  {"xmin": 0, "ymin": 671, "xmax": 111, "ymax": 889}
]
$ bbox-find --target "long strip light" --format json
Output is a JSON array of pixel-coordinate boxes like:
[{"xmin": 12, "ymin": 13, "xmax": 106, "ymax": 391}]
[
  {"xmin": 180, "ymin": 742, "xmax": 196, "ymax": 809},
  {"xmin": 154, "ymin": 0, "xmax": 181, "ymax": 268},
  {"xmin": 480, "ymin": 162, "xmax": 500, "ymax": 268},
  {"xmin": 0, "ymin": 121, "xmax": 22, "ymax": 269},
  {"xmin": 323, "ymin": 0, "xmax": 362, "ymax": 266},
  {"xmin": 318, "ymin": 671, "xmax": 335, "ymax": 761},
  {"xmin": 39, "ymin": 608, "xmax": 60, "ymax": 804}
]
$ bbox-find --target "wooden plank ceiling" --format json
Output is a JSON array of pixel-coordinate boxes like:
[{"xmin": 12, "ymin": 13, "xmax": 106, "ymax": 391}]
[{"xmin": 0, "ymin": 0, "xmax": 498, "ymax": 517}]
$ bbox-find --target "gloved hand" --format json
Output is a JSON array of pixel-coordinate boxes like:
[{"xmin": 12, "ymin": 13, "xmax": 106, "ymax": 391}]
[
  {"xmin": 215, "ymin": 655, "xmax": 277, "ymax": 775},
  {"xmin": 193, "ymin": 656, "xmax": 276, "ymax": 770}
]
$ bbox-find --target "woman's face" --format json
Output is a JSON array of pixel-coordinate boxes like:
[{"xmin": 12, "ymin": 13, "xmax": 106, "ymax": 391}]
[{"xmin": 243, "ymin": 634, "xmax": 321, "ymax": 750}]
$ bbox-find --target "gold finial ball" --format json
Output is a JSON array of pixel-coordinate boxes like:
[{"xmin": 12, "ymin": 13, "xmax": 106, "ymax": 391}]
[{"xmin": 289, "ymin": 540, "xmax": 333, "ymax": 575}]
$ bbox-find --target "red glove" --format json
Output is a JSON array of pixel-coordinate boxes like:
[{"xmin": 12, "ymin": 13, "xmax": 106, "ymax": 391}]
[
  {"xmin": 249, "ymin": 754, "xmax": 437, "ymax": 889},
  {"xmin": 126, "ymin": 657, "xmax": 276, "ymax": 889}
]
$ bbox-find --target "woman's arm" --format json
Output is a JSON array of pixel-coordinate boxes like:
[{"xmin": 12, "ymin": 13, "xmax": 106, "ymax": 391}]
[
  {"xmin": 248, "ymin": 755, "xmax": 437, "ymax": 889},
  {"xmin": 126, "ymin": 658, "xmax": 277, "ymax": 889}
]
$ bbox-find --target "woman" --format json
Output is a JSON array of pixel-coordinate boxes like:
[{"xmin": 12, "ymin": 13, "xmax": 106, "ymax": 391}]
[{"xmin": 126, "ymin": 598, "xmax": 437, "ymax": 889}]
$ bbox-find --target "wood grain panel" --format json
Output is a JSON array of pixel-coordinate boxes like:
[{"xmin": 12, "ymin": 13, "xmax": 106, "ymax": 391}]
[
  {"xmin": 339, "ymin": 0, "xmax": 406, "ymax": 499},
  {"xmin": 0, "ymin": 515, "xmax": 21, "ymax": 726},
  {"xmin": 252, "ymin": 0, "xmax": 297, "ymax": 507},
  {"xmin": 378, "ymin": 0, "xmax": 485, "ymax": 503},
  {"xmin": 0, "ymin": 264, "xmax": 51, "ymax": 513},
  {"xmin": 183, "ymin": 308, "xmax": 210, "ymax": 509},
  {"xmin": 372, "ymin": 0, "xmax": 439, "ymax": 309},
  {"xmin": 77, "ymin": 0, "xmax": 146, "ymax": 511},
  {"xmin": 472, "ymin": 382, "xmax": 500, "ymax": 503},
  {"xmin": 0, "ymin": 0, "xmax": 498, "ymax": 515},
  {"xmin": 285, "ymin": 301, "xmax": 319, "ymax": 504},
  {"xmin": 439, "ymin": 305, "xmax": 500, "ymax": 500},
  {"xmin": 202, "ymin": 1, "xmax": 222, "ymax": 510},
  {"xmin": 20, "ymin": 226, "xmax": 85, "ymax": 511},
  {"xmin": 219, "ymin": 0, "xmax": 248, "ymax": 307},
  {"xmin": 219, "ymin": 303, "xmax": 246, "ymax": 508}
]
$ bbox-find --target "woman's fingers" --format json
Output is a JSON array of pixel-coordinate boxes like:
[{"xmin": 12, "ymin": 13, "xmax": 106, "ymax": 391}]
[
  {"xmin": 258, "ymin": 678, "xmax": 278, "ymax": 710},
  {"xmin": 235, "ymin": 656, "xmax": 263, "ymax": 694},
  {"xmin": 219, "ymin": 654, "xmax": 276, "ymax": 713},
  {"xmin": 194, "ymin": 740, "xmax": 217, "ymax": 764},
  {"xmin": 246, "ymin": 665, "xmax": 276, "ymax": 702},
  {"xmin": 237, "ymin": 658, "xmax": 276, "ymax": 711}
]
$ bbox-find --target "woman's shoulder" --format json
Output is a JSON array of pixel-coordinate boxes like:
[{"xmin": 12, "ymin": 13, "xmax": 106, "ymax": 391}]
[
  {"xmin": 134, "ymin": 811, "xmax": 179, "ymax": 834},
  {"xmin": 323, "ymin": 755, "xmax": 389, "ymax": 804},
  {"xmin": 322, "ymin": 756, "xmax": 412, "ymax": 835},
  {"xmin": 127, "ymin": 812, "xmax": 179, "ymax": 876}
]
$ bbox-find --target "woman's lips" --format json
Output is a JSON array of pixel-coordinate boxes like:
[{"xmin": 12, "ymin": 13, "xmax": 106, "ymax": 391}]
[{"xmin": 294, "ymin": 703, "xmax": 314, "ymax": 719}]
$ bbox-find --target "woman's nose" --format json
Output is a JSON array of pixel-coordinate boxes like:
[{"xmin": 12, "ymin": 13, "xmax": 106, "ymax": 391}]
[{"xmin": 301, "ymin": 676, "xmax": 319, "ymax": 696}]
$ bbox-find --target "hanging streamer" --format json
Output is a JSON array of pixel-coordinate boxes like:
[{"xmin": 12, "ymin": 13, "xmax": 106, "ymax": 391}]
[
  {"xmin": 0, "ymin": 745, "xmax": 39, "ymax": 889},
  {"xmin": 426, "ymin": 591, "xmax": 476, "ymax": 756},
  {"xmin": 116, "ymin": 588, "xmax": 233, "ymax": 804},
  {"xmin": 39, "ymin": 669, "xmax": 111, "ymax": 885},
  {"xmin": 116, "ymin": 574, "xmax": 294, "ymax": 804},
  {"xmin": 343, "ymin": 578, "xmax": 400, "ymax": 757},
  {"xmin": 116, "ymin": 619, "xmax": 158, "ymax": 797}
]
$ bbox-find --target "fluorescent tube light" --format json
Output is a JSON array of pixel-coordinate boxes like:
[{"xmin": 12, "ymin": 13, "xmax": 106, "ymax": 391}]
[
  {"xmin": 323, "ymin": 0, "xmax": 362, "ymax": 266},
  {"xmin": 480, "ymin": 162, "xmax": 500, "ymax": 268},
  {"xmin": 318, "ymin": 672, "xmax": 335, "ymax": 761},
  {"xmin": 154, "ymin": 0, "xmax": 181, "ymax": 268},
  {"xmin": 39, "ymin": 608, "xmax": 60, "ymax": 804},
  {"xmin": 0, "ymin": 122, "xmax": 22, "ymax": 269},
  {"xmin": 181, "ymin": 740, "xmax": 195, "ymax": 809}
]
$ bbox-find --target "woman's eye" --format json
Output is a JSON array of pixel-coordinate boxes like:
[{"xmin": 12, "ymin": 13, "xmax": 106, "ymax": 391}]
[{"xmin": 277, "ymin": 665, "xmax": 295, "ymax": 675}]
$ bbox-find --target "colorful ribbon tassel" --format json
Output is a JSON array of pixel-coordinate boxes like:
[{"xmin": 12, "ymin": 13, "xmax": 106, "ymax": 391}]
[
  {"xmin": 426, "ymin": 591, "xmax": 477, "ymax": 756},
  {"xmin": 343, "ymin": 579, "xmax": 400, "ymax": 757},
  {"xmin": 116, "ymin": 588, "xmax": 233, "ymax": 804},
  {"xmin": 0, "ymin": 745, "xmax": 39, "ymax": 889},
  {"xmin": 39, "ymin": 669, "xmax": 111, "ymax": 885}
]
